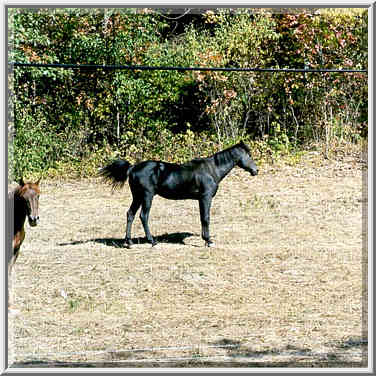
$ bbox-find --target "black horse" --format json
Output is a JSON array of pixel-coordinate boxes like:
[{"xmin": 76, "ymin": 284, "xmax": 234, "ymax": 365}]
[{"xmin": 99, "ymin": 141, "xmax": 258, "ymax": 248}]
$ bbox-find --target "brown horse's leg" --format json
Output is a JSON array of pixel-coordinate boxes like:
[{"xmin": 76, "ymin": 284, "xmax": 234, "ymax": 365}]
[
  {"xmin": 9, "ymin": 247, "xmax": 20, "ymax": 275},
  {"xmin": 9, "ymin": 229, "xmax": 24, "ymax": 311},
  {"xmin": 8, "ymin": 248, "xmax": 20, "ymax": 312},
  {"xmin": 10, "ymin": 228, "xmax": 24, "ymax": 274}
]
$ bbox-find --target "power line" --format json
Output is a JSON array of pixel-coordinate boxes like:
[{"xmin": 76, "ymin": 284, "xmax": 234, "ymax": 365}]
[{"xmin": 9, "ymin": 62, "xmax": 367, "ymax": 73}]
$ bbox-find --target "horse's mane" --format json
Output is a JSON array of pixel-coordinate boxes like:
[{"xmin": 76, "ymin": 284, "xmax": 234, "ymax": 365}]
[
  {"xmin": 182, "ymin": 141, "xmax": 250, "ymax": 167},
  {"xmin": 213, "ymin": 141, "xmax": 250, "ymax": 165},
  {"xmin": 238, "ymin": 140, "xmax": 251, "ymax": 153},
  {"xmin": 8, "ymin": 183, "xmax": 27, "ymax": 201},
  {"xmin": 8, "ymin": 185, "xmax": 20, "ymax": 199}
]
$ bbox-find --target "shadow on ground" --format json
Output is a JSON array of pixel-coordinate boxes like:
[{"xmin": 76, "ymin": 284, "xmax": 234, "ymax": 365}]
[
  {"xmin": 58, "ymin": 232, "xmax": 196, "ymax": 248},
  {"xmin": 11, "ymin": 337, "xmax": 368, "ymax": 368}
]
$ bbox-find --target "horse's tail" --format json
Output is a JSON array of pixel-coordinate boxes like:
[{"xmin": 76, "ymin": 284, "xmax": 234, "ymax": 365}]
[{"xmin": 99, "ymin": 159, "xmax": 132, "ymax": 190}]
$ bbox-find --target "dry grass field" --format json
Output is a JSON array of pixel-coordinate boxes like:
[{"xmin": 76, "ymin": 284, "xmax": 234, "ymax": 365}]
[{"xmin": 8, "ymin": 151, "xmax": 367, "ymax": 368}]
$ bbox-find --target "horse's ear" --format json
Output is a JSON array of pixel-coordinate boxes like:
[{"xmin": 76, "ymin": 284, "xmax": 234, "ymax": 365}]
[
  {"xmin": 19, "ymin": 177, "xmax": 25, "ymax": 186},
  {"xmin": 239, "ymin": 140, "xmax": 250, "ymax": 153}
]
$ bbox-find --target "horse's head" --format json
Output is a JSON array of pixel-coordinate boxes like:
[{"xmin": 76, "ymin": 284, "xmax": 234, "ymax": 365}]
[
  {"xmin": 19, "ymin": 177, "xmax": 41, "ymax": 227},
  {"xmin": 236, "ymin": 141, "xmax": 258, "ymax": 176}
]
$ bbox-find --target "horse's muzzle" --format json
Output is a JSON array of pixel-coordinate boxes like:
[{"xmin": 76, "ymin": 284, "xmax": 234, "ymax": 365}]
[
  {"xmin": 250, "ymin": 168, "xmax": 258, "ymax": 176},
  {"xmin": 28, "ymin": 216, "xmax": 39, "ymax": 227}
]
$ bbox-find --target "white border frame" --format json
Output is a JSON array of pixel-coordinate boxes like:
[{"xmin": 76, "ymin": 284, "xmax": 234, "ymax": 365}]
[{"xmin": 2, "ymin": 1, "xmax": 373, "ymax": 374}]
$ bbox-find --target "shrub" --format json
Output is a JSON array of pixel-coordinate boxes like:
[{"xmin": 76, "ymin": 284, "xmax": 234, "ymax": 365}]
[{"xmin": 8, "ymin": 8, "xmax": 367, "ymax": 178}]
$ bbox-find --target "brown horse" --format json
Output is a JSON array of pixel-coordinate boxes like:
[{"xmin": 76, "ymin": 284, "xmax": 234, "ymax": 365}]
[{"xmin": 8, "ymin": 178, "xmax": 41, "ymax": 311}]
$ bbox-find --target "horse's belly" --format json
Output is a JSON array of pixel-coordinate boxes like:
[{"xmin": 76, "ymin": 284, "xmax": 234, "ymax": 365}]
[
  {"xmin": 157, "ymin": 172, "xmax": 202, "ymax": 200},
  {"xmin": 157, "ymin": 182, "xmax": 201, "ymax": 200},
  {"xmin": 157, "ymin": 189, "xmax": 200, "ymax": 200}
]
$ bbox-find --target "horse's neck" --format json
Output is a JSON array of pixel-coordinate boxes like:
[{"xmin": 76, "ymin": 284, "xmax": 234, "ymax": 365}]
[
  {"xmin": 213, "ymin": 149, "xmax": 237, "ymax": 182},
  {"xmin": 13, "ymin": 192, "xmax": 27, "ymax": 233}
]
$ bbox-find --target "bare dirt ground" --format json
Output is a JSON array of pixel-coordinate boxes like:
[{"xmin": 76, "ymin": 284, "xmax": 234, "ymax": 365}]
[{"xmin": 8, "ymin": 152, "xmax": 367, "ymax": 368}]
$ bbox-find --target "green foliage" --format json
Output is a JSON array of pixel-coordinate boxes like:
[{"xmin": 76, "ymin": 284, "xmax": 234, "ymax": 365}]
[
  {"xmin": 183, "ymin": 9, "xmax": 367, "ymax": 148},
  {"xmin": 8, "ymin": 8, "xmax": 367, "ymax": 178},
  {"xmin": 10, "ymin": 108, "xmax": 64, "ymax": 180}
]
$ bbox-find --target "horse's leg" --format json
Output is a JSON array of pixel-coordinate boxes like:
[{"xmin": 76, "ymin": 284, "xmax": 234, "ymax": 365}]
[
  {"xmin": 9, "ymin": 229, "xmax": 23, "ymax": 283},
  {"xmin": 8, "ymin": 249, "xmax": 20, "ymax": 278},
  {"xmin": 140, "ymin": 193, "xmax": 157, "ymax": 246},
  {"xmin": 125, "ymin": 197, "xmax": 142, "ymax": 248},
  {"xmin": 199, "ymin": 195, "xmax": 214, "ymax": 247},
  {"xmin": 8, "ymin": 247, "xmax": 20, "ymax": 309}
]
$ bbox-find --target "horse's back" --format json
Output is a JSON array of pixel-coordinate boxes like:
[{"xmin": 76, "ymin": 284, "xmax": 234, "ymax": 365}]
[
  {"xmin": 128, "ymin": 161, "xmax": 164, "ymax": 191},
  {"xmin": 160, "ymin": 160, "xmax": 216, "ymax": 199},
  {"xmin": 128, "ymin": 158, "xmax": 217, "ymax": 199}
]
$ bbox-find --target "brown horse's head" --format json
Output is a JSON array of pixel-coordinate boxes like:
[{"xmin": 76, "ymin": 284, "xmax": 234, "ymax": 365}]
[{"xmin": 19, "ymin": 178, "xmax": 41, "ymax": 227}]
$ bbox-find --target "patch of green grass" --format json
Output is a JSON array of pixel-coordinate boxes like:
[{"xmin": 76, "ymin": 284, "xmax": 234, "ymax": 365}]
[{"xmin": 68, "ymin": 299, "xmax": 80, "ymax": 312}]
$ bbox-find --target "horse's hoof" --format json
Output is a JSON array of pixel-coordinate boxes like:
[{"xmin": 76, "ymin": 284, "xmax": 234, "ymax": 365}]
[
  {"xmin": 151, "ymin": 241, "xmax": 158, "ymax": 247},
  {"xmin": 124, "ymin": 240, "xmax": 133, "ymax": 249},
  {"xmin": 205, "ymin": 241, "xmax": 214, "ymax": 247}
]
